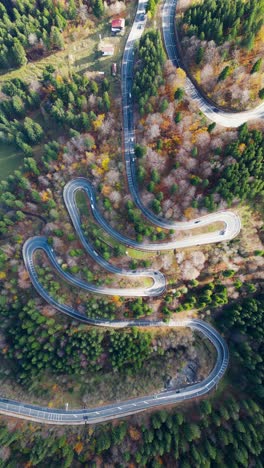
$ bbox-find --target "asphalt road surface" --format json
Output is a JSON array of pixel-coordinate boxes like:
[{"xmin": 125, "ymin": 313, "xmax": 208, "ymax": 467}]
[{"xmin": 0, "ymin": 0, "xmax": 236, "ymax": 425}]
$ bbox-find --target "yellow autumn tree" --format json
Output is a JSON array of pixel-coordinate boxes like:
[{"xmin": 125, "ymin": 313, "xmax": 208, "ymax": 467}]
[
  {"xmin": 40, "ymin": 191, "xmax": 50, "ymax": 202},
  {"xmin": 101, "ymin": 156, "xmax": 110, "ymax": 171},
  {"xmin": 184, "ymin": 207, "xmax": 196, "ymax": 220},
  {"xmin": 93, "ymin": 114, "xmax": 105, "ymax": 131}
]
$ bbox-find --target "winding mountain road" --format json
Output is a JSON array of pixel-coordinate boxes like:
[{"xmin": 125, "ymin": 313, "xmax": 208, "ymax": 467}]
[
  {"xmin": 0, "ymin": 0, "xmax": 246, "ymax": 425},
  {"xmin": 65, "ymin": 178, "xmax": 240, "ymax": 250},
  {"xmin": 121, "ymin": 0, "xmax": 241, "ymax": 240},
  {"xmin": 23, "ymin": 236, "xmax": 166, "ymax": 300}
]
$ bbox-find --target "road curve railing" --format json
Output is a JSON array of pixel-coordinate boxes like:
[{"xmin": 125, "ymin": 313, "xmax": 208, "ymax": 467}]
[
  {"xmin": 162, "ymin": 0, "xmax": 264, "ymax": 127},
  {"xmin": 23, "ymin": 236, "xmax": 166, "ymax": 298},
  {"xmin": 65, "ymin": 178, "xmax": 241, "ymax": 249},
  {"xmin": 0, "ymin": 0, "xmax": 234, "ymax": 425},
  {"xmin": 0, "ymin": 315, "xmax": 229, "ymax": 425}
]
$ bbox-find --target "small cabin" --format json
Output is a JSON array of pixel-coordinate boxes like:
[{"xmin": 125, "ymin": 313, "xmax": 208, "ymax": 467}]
[{"xmin": 99, "ymin": 44, "xmax": 115, "ymax": 57}]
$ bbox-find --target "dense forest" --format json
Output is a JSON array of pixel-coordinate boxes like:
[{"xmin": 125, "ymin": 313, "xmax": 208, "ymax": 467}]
[
  {"xmin": 202, "ymin": 123, "xmax": 264, "ymax": 210},
  {"xmin": 181, "ymin": 0, "xmax": 264, "ymax": 48},
  {"xmin": 0, "ymin": 383, "xmax": 262, "ymax": 466},
  {"xmin": 217, "ymin": 295, "xmax": 264, "ymax": 399},
  {"xmin": 0, "ymin": 0, "xmax": 78, "ymax": 69},
  {"xmin": 0, "ymin": 69, "xmax": 110, "ymax": 157},
  {"xmin": 133, "ymin": 29, "xmax": 166, "ymax": 115},
  {"xmin": 0, "ymin": 68, "xmax": 112, "ymax": 234},
  {"xmin": 1, "ymin": 298, "xmax": 156, "ymax": 384},
  {"xmin": 0, "ymin": 295, "xmax": 263, "ymax": 466},
  {"xmin": 1, "ymin": 292, "xmax": 196, "ymax": 394}
]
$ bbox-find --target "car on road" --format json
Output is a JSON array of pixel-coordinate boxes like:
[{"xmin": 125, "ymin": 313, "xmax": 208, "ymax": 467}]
[{"xmin": 111, "ymin": 63, "xmax": 117, "ymax": 76}]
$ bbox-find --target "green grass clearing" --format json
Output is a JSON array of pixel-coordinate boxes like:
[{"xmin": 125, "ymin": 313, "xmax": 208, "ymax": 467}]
[
  {"xmin": 0, "ymin": 3, "xmax": 137, "ymax": 84},
  {"xmin": 0, "ymin": 143, "xmax": 24, "ymax": 179}
]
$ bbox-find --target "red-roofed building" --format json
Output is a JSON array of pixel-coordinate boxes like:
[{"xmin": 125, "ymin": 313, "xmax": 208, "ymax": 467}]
[{"xmin": 111, "ymin": 18, "xmax": 125, "ymax": 33}]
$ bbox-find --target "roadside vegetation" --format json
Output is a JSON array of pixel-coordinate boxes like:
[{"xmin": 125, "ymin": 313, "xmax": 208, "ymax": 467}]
[{"xmin": 177, "ymin": 0, "xmax": 264, "ymax": 109}]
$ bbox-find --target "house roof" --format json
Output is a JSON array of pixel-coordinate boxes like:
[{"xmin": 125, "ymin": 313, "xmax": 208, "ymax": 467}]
[
  {"xmin": 100, "ymin": 44, "xmax": 115, "ymax": 53},
  {"xmin": 111, "ymin": 18, "xmax": 125, "ymax": 29}
]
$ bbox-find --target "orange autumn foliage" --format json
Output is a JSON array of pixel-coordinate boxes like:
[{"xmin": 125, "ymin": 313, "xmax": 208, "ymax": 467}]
[
  {"xmin": 41, "ymin": 191, "xmax": 50, "ymax": 202},
  {"xmin": 21, "ymin": 270, "xmax": 29, "ymax": 281},
  {"xmin": 129, "ymin": 426, "xmax": 141, "ymax": 441},
  {"xmin": 160, "ymin": 117, "xmax": 171, "ymax": 132},
  {"xmin": 101, "ymin": 185, "xmax": 111, "ymax": 196},
  {"xmin": 111, "ymin": 295, "xmax": 122, "ymax": 307},
  {"xmin": 74, "ymin": 442, "xmax": 84, "ymax": 455},
  {"xmin": 184, "ymin": 207, "xmax": 195, "ymax": 220},
  {"xmin": 24, "ymin": 462, "xmax": 33, "ymax": 468}
]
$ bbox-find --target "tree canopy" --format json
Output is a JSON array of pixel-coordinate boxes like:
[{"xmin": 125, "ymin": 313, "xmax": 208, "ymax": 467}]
[
  {"xmin": 133, "ymin": 29, "xmax": 166, "ymax": 115},
  {"xmin": 0, "ymin": 0, "xmax": 77, "ymax": 70},
  {"xmin": 181, "ymin": 0, "xmax": 264, "ymax": 47}
]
